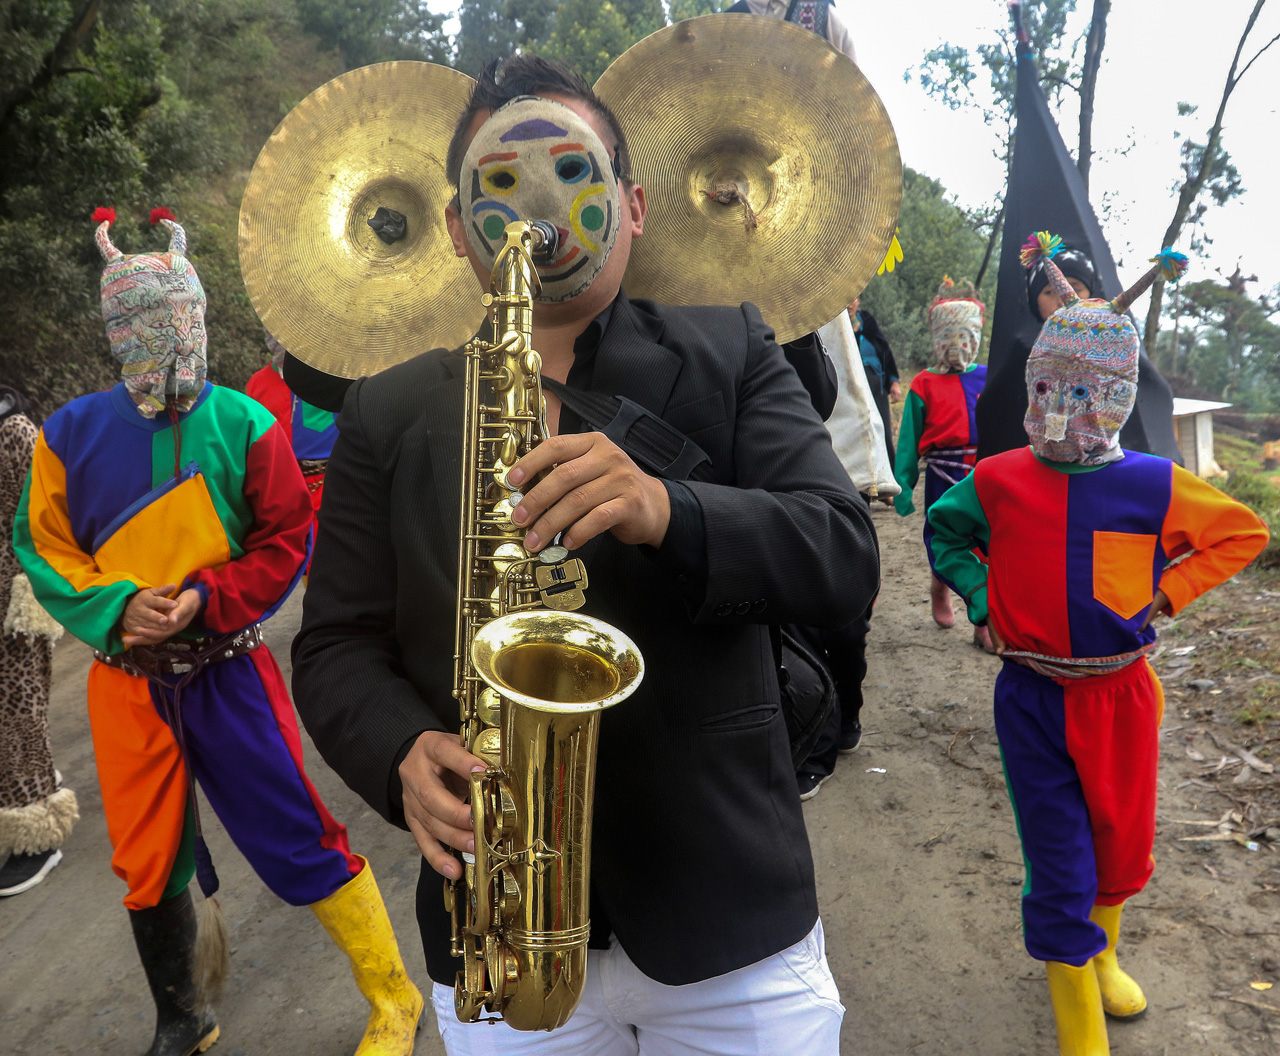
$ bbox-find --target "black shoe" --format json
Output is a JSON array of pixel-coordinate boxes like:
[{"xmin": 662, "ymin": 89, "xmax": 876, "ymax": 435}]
[
  {"xmin": 838, "ymin": 720, "xmax": 863, "ymax": 755},
  {"xmin": 796, "ymin": 772, "xmax": 831, "ymax": 801},
  {"xmin": 129, "ymin": 890, "xmax": 220, "ymax": 1056},
  {"xmin": 0, "ymin": 849, "xmax": 63, "ymax": 896}
]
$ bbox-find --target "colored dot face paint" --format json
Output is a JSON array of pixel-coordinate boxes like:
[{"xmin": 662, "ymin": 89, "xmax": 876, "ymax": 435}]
[{"xmin": 460, "ymin": 97, "xmax": 621, "ymax": 303}]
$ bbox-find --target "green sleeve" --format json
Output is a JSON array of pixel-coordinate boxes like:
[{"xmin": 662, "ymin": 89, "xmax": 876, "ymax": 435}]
[
  {"xmin": 926, "ymin": 473, "xmax": 991, "ymax": 625},
  {"xmin": 893, "ymin": 389, "xmax": 925, "ymax": 516}
]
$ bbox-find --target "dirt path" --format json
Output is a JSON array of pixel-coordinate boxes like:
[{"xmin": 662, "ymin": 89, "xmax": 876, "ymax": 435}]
[{"xmin": 3, "ymin": 498, "xmax": 1277, "ymax": 1054}]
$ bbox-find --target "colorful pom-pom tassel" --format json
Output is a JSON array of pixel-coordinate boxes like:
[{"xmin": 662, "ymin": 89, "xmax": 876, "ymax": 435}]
[
  {"xmin": 91, "ymin": 207, "xmax": 116, "ymax": 225},
  {"xmin": 149, "ymin": 206, "xmax": 177, "ymax": 226},
  {"xmin": 1020, "ymin": 230, "xmax": 1063, "ymax": 270},
  {"xmin": 1150, "ymin": 247, "xmax": 1189, "ymax": 283}
]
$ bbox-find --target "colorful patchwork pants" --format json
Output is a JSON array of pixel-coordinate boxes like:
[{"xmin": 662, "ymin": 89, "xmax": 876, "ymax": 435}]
[
  {"xmin": 87, "ymin": 647, "xmax": 359, "ymax": 910},
  {"xmin": 994, "ymin": 658, "xmax": 1164, "ymax": 966}
]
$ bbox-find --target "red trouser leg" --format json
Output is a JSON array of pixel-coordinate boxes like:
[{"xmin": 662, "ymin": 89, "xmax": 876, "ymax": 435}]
[{"xmin": 1062, "ymin": 660, "xmax": 1161, "ymax": 907}]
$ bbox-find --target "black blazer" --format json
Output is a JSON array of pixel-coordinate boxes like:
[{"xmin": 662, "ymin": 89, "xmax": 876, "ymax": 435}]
[{"xmin": 292, "ymin": 294, "xmax": 879, "ymax": 986}]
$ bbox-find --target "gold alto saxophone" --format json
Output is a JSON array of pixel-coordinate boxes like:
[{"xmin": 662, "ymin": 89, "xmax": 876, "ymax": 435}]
[{"xmin": 446, "ymin": 220, "xmax": 644, "ymax": 1031}]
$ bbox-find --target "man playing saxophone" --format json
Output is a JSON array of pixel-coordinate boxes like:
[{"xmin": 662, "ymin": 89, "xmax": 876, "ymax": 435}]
[{"xmin": 293, "ymin": 55, "xmax": 879, "ymax": 1056}]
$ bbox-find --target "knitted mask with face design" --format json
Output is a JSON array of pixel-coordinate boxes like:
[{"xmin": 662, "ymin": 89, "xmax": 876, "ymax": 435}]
[
  {"xmin": 1020, "ymin": 231, "xmax": 1187, "ymax": 465},
  {"xmin": 459, "ymin": 96, "xmax": 621, "ymax": 303},
  {"xmin": 95, "ymin": 208, "xmax": 207, "ymax": 417},
  {"xmin": 928, "ymin": 277, "xmax": 984, "ymax": 373}
]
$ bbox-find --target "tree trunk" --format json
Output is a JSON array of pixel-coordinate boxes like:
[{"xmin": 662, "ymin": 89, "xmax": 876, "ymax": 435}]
[
  {"xmin": 1077, "ymin": 0, "xmax": 1110, "ymax": 191},
  {"xmin": 1142, "ymin": 0, "xmax": 1268, "ymax": 359},
  {"xmin": 974, "ymin": 197, "xmax": 1006, "ymax": 290}
]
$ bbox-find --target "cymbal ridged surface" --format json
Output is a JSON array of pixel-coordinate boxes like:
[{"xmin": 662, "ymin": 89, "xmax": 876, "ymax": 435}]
[
  {"xmin": 239, "ymin": 62, "xmax": 481, "ymax": 379},
  {"xmin": 595, "ymin": 15, "xmax": 902, "ymax": 343}
]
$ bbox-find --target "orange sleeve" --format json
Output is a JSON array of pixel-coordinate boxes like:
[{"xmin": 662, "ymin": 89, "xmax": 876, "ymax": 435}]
[{"xmin": 1158, "ymin": 464, "xmax": 1269, "ymax": 615}]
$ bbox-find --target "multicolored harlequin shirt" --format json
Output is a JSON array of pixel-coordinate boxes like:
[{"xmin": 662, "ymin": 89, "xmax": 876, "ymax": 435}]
[
  {"xmin": 13, "ymin": 382, "xmax": 312, "ymax": 656},
  {"xmin": 927, "ymin": 447, "xmax": 1269, "ymax": 660},
  {"xmin": 245, "ymin": 364, "xmax": 338, "ymax": 463},
  {"xmin": 893, "ymin": 364, "xmax": 986, "ymax": 515}
]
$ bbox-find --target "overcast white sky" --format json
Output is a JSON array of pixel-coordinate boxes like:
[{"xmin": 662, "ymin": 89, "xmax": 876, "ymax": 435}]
[
  {"xmin": 430, "ymin": 1, "xmax": 1280, "ymax": 296},
  {"xmin": 852, "ymin": 0, "xmax": 1280, "ymax": 295}
]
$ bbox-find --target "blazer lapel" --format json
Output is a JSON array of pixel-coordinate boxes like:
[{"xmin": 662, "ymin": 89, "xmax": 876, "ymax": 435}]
[
  {"xmin": 589, "ymin": 294, "xmax": 681, "ymax": 416},
  {"xmin": 574, "ymin": 295, "xmax": 683, "ymax": 570}
]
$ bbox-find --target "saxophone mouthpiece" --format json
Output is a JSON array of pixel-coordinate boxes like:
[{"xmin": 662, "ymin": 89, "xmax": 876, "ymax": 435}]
[{"xmin": 529, "ymin": 221, "xmax": 560, "ymax": 262}]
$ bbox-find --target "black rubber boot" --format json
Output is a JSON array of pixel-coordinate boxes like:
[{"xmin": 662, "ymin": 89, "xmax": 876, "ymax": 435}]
[{"xmin": 128, "ymin": 889, "xmax": 221, "ymax": 1056}]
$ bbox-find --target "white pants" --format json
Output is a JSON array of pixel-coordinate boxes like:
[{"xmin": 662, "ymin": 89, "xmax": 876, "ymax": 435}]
[{"xmin": 432, "ymin": 919, "xmax": 844, "ymax": 1056}]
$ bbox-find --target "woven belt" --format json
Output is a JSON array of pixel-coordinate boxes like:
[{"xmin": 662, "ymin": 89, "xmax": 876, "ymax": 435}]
[
  {"xmin": 1003, "ymin": 642, "xmax": 1154, "ymax": 680},
  {"xmin": 298, "ymin": 457, "xmax": 328, "ymax": 494},
  {"xmin": 923, "ymin": 446, "xmax": 977, "ymax": 485},
  {"xmin": 94, "ymin": 623, "xmax": 264, "ymax": 681}
]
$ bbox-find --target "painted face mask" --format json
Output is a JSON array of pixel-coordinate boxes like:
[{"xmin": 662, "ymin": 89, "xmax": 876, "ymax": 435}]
[
  {"xmin": 929, "ymin": 278, "xmax": 984, "ymax": 373},
  {"xmin": 1020, "ymin": 232, "xmax": 1188, "ymax": 465},
  {"xmin": 95, "ymin": 208, "xmax": 207, "ymax": 417},
  {"xmin": 459, "ymin": 96, "xmax": 621, "ymax": 303}
]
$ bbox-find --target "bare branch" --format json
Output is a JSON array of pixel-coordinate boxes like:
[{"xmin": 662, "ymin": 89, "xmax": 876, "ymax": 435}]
[{"xmin": 1233, "ymin": 30, "xmax": 1280, "ymax": 85}]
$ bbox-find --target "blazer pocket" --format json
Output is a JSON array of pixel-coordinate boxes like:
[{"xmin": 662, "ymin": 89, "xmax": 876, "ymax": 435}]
[
  {"xmin": 664, "ymin": 390, "xmax": 726, "ymax": 436},
  {"xmin": 1093, "ymin": 531, "xmax": 1157, "ymax": 620},
  {"xmin": 699, "ymin": 702, "xmax": 779, "ymax": 733}
]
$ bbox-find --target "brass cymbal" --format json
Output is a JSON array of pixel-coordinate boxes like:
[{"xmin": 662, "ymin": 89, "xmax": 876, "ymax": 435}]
[
  {"xmin": 595, "ymin": 15, "xmax": 902, "ymax": 343},
  {"xmin": 238, "ymin": 62, "xmax": 479, "ymax": 379}
]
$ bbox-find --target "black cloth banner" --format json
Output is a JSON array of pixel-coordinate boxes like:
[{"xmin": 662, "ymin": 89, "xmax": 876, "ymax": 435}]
[{"xmin": 975, "ymin": 7, "xmax": 1180, "ymax": 462}]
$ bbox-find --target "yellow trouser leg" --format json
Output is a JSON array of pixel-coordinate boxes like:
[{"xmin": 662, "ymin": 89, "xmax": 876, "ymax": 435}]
[
  {"xmin": 1089, "ymin": 902, "xmax": 1147, "ymax": 1018},
  {"xmin": 1045, "ymin": 961, "xmax": 1109, "ymax": 1056},
  {"xmin": 311, "ymin": 856, "xmax": 424, "ymax": 1056}
]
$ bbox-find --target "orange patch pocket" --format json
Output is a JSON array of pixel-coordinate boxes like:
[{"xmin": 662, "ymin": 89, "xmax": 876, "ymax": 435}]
[{"xmin": 1092, "ymin": 531, "xmax": 1157, "ymax": 620}]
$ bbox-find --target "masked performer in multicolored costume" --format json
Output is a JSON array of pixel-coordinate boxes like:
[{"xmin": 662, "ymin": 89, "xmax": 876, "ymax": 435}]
[
  {"xmin": 13, "ymin": 209, "xmax": 422, "ymax": 1056},
  {"xmin": 927, "ymin": 235, "xmax": 1269, "ymax": 1056},
  {"xmin": 246, "ymin": 329, "xmax": 338, "ymax": 520},
  {"xmin": 893, "ymin": 279, "xmax": 993, "ymax": 650}
]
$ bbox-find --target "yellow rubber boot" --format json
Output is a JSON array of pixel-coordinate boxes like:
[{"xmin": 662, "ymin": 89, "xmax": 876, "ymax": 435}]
[
  {"xmin": 1045, "ymin": 961, "xmax": 1109, "ymax": 1056},
  {"xmin": 311, "ymin": 856, "xmax": 424, "ymax": 1055},
  {"xmin": 1089, "ymin": 902, "xmax": 1147, "ymax": 1018}
]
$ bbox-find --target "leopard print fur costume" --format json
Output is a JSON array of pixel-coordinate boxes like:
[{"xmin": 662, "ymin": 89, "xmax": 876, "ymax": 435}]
[{"xmin": 0, "ymin": 413, "xmax": 78, "ymax": 856}]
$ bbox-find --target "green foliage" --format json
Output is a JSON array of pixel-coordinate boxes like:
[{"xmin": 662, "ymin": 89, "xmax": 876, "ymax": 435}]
[
  {"xmin": 1161, "ymin": 272, "xmax": 1280, "ymax": 412},
  {"xmin": 0, "ymin": 0, "xmax": 350, "ymax": 417},
  {"xmin": 456, "ymin": 0, "xmax": 519, "ymax": 75},
  {"xmin": 296, "ymin": 0, "xmax": 450, "ymax": 68},
  {"xmin": 669, "ymin": 0, "xmax": 732, "ymax": 21},
  {"xmin": 859, "ymin": 168, "xmax": 991, "ymax": 368},
  {"xmin": 537, "ymin": 0, "xmax": 635, "ymax": 83}
]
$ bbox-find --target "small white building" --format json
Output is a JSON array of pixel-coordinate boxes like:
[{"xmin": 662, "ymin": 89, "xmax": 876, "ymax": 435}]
[{"xmin": 1171, "ymin": 398, "xmax": 1232, "ymax": 479}]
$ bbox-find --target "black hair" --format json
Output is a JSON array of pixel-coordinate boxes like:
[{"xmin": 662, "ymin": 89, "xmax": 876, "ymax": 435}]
[
  {"xmin": 1026, "ymin": 245, "xmax": 1098, "ymax": 316},
  {"xmin": 445, "ymin": 54, "xmax": 632, "ymax": 197}
]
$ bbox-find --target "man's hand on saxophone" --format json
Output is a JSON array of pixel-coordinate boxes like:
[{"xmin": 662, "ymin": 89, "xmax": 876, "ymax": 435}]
[
  {"xmin": 398, "ymin": 732, "xmax": 485, "ymax": 882},
  {"xmin": 507, "ymin": 431, "xmax": 671, "ymax": 552}
]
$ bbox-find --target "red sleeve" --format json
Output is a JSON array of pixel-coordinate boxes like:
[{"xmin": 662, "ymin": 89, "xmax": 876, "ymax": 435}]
[{"xmin": 190, "ymin": 423, "xmax": 312, "ymax": 632}]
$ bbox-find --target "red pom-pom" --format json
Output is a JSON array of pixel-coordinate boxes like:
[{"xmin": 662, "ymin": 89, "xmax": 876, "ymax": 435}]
[
  {"xmin": 91, "ymin": 207, "xmax": 116, "ymax": 225},
  {"xmin": 149, "ymin": 206, "xmax": 177, "ymax": 225}
]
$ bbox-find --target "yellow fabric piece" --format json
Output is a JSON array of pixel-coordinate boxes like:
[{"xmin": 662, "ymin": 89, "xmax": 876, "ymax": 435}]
[
  {"xmin": 310, "ymin": 856, "xmax": 423, "ymax": 1055},
  {"xmin": 93, "ymin": 474, "xmax": 230, "ymax": 597},
  {"xmin": 1045, "ymin": 961, "xmax": 1110, "ymax": 1056},
  {"xmin": 1092, "ymin": 531, "xmax": 1157, "ymax": 620},
  {"xmin": 1089, "ymin": 902, "xmax": 1147, "ymax": 1018}
]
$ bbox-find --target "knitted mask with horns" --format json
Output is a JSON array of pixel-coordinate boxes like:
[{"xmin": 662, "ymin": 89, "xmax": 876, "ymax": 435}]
[
  {"xmin": 1021, "ymin": 231, "xmax": 1187, "ymax": 465},
  {"xmin": 94, "ymin": 207, "xmax": 208, "ymax": 417}
]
